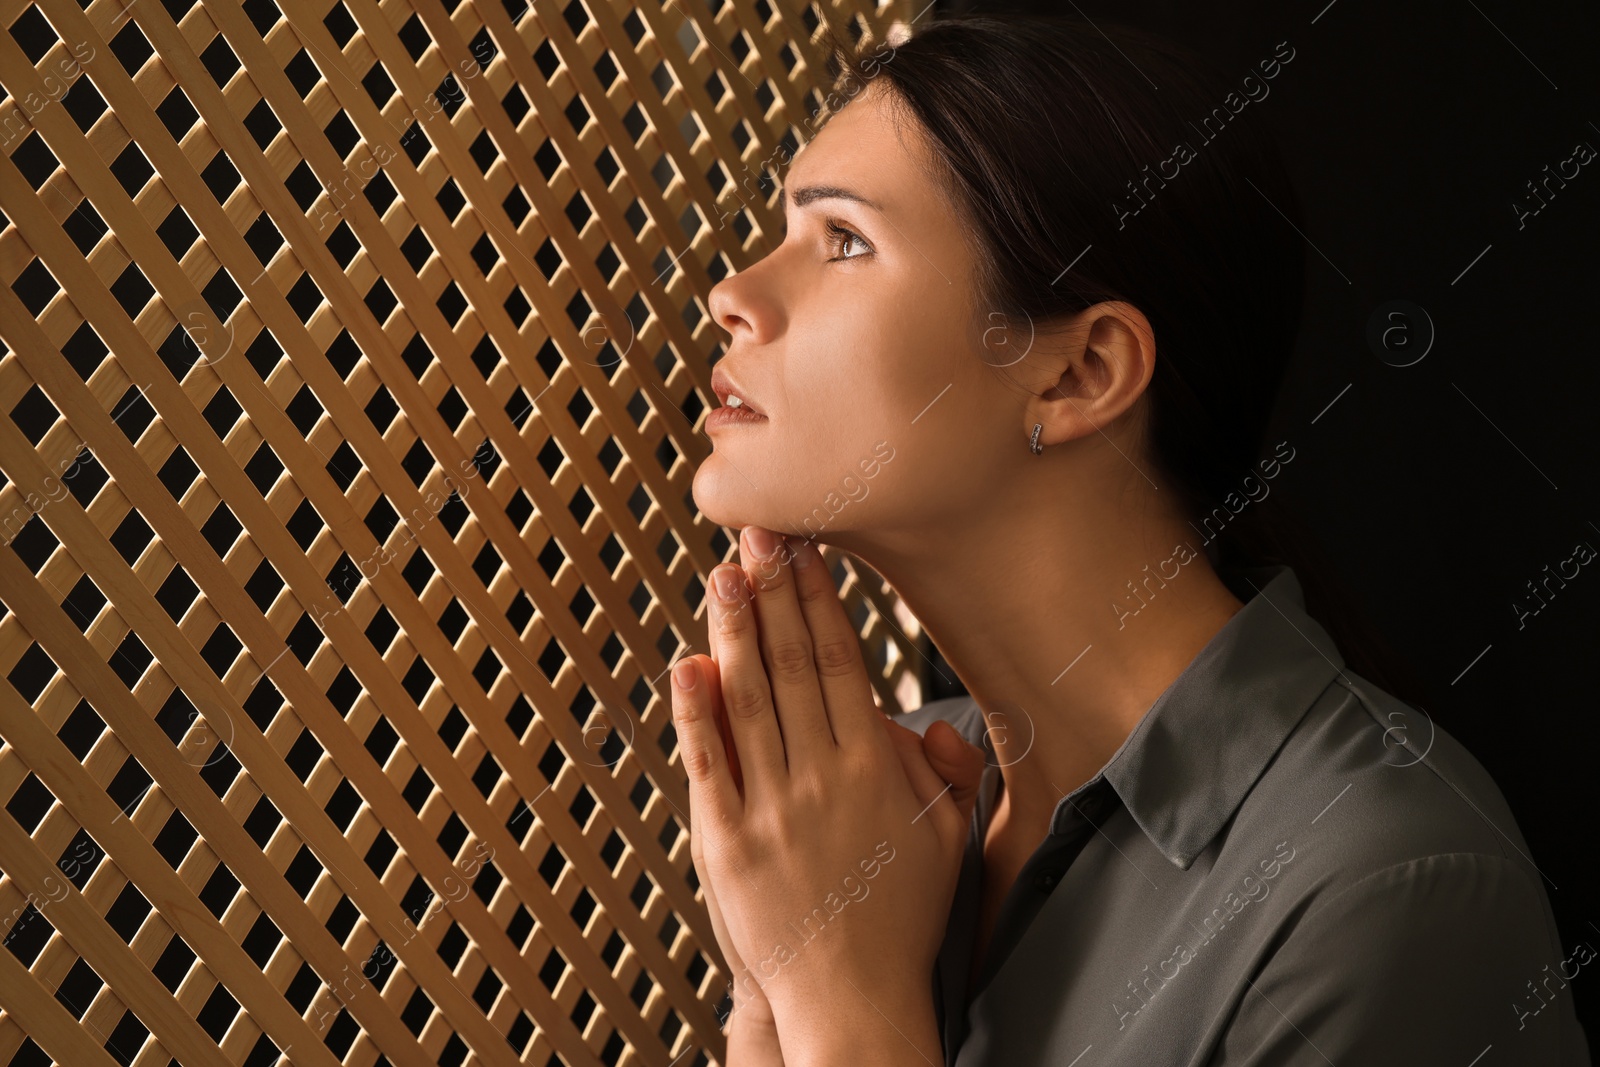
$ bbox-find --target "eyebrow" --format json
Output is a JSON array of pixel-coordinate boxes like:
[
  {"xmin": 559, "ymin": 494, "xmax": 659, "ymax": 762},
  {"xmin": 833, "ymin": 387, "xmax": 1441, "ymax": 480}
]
[{"xmin": 776, "ymin": 184, "xmax": 884, "ymax": 214}]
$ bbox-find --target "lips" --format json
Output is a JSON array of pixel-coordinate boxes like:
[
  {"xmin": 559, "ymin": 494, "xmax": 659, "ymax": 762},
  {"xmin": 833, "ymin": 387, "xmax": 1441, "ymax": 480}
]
[{"xmin": 710, "ymin": 365, "xmax": 766, "ymax": 417}]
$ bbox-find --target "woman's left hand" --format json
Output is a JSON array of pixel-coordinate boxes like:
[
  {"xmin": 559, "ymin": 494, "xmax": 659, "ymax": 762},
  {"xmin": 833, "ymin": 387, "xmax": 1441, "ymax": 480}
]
[{"xmin": 670, "ymin": 525, "xmax": 979, "ymax": 1033}]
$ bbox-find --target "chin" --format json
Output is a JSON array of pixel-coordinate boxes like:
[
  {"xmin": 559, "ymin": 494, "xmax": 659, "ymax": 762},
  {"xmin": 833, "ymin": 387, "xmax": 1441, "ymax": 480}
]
[{"xmin": 690, "ymin": 457, "xmax": 757, "ymax": 530}]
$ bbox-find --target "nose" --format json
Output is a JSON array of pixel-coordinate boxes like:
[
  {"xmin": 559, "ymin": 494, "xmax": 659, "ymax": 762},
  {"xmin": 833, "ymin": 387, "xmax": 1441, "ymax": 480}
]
[{"xmin": 708, "ymin": 257, "xmax": 781, "ymax": 347}]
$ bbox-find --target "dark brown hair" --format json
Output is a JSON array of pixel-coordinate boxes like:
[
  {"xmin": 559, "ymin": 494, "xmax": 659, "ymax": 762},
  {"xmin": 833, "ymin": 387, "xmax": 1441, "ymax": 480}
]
[{"xmin": 816, "ymin": 14, "xmax": 1433, "ymax": 713}]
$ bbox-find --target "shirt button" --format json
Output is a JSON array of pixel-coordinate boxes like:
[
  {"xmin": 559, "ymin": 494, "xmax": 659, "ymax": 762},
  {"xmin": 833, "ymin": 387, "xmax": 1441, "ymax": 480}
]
[{"xmin": 1035, "ymin": 872, "xmax": 1058, "ymax": 890}]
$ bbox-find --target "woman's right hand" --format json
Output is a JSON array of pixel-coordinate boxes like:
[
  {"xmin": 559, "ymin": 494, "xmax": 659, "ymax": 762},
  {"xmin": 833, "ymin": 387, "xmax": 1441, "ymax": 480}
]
[{"xmin": 690, "ymin": 535, "xmax": 989, "ymax": 1042}]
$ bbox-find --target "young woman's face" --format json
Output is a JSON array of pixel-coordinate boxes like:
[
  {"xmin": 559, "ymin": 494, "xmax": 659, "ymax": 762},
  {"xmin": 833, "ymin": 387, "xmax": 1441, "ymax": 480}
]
[{"xmin": 692, "ymin": 80, "xmax": 1025, "ymax": 545}]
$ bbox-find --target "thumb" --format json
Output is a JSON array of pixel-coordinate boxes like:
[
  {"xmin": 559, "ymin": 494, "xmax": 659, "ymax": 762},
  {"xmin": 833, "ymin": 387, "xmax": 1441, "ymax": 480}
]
[{"xmin": 923, "ymin": 719, "xmax": 987, "ymax": 830}]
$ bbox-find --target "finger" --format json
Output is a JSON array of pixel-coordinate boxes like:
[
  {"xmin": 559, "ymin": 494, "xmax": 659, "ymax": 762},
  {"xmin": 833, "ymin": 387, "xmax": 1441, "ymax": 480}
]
[
  {"xmin": 701, "ymin": 654, "xmax": 744, "ymax": 796},
  {"xmin": 706, "ymin": 589, "xmax": 717, "ymax": 664},
  {"xmin": 707, "ymin": 562, "xmax": 788, "ymax": 796},
  {"xmin": 671, "ymin": 655, "xmax": 742, "ymax": 822},
  {"xmin": 783, "ymin": 536, "xmax": 891, "ymax": 754},
  {"xmin": 882, "ymin": 718, "xmax": 958, "ymax": 830},
  {"xmin": 923, "ymin": 719, "xmax": 987, "ymax": 831},
  {"xmin": 697, "ymin": 559, "xmax": 741, "ymax": 794},
  {"xmin": 740, "ymin": 526, "xmax": 834, "ymax": 768},
  {"xmin": 707, "ymin": 526, "xmax": 742, "ymax": 666}
]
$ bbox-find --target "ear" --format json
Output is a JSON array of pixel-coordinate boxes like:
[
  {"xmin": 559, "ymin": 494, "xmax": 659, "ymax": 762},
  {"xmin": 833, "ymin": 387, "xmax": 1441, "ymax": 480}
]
[{"xmin": 1024, "ymin": 300, "xmax": 1157, "ymax": 451}]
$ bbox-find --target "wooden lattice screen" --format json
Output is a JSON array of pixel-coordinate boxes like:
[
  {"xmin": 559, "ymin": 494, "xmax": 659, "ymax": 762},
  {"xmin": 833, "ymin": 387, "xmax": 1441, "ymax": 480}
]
[{"xmin": 0, "ymin": 0, "xmax": 926, "ymax": 1061}]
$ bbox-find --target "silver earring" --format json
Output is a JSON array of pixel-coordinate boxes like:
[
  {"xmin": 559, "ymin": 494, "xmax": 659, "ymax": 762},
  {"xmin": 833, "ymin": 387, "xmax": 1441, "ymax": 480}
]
[{"xmin": 1029, "ymin": 423, "xmax": 1043, "ymax": 454}]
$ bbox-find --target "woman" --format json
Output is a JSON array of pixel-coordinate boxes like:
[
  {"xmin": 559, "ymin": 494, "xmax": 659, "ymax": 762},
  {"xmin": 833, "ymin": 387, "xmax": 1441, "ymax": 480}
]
[{"xmin": 669, "ymin": 14, "xmax": 1590, "ymax": 1066}]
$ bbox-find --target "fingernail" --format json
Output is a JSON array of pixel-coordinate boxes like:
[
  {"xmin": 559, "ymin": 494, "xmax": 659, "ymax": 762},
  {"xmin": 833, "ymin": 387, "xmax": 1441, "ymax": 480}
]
[
  {"xmin": 673, "ymin": 659, "xmax": 698, "ymax": 689},
  {"xmin": 745, "ymin": 525, "xmax": 778, "ymax": 560},
  {"xmin": 713, "ymin": 565, "xmax": 744, "ymax": 603},
  {"xmin": 790, "ymin": 537, "xmax": 818, "ymax": 570}
]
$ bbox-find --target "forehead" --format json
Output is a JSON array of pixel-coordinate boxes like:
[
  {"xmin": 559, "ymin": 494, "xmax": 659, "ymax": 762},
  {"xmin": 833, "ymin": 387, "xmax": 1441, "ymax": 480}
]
[
  {"xmin": 773, "ymin": 79, "xmax": 978, "ymax": 295},
  {"xmin": 781, "ymin": 82, "xmax": 928, "ymax": 202}
]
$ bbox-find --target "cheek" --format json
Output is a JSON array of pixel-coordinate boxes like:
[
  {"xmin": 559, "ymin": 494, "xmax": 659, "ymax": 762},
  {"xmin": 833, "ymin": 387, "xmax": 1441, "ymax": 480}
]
[
  {"xmin": 774, "ymin": 311, "xmax": 892, "ymax": 439},
  {"xmin": 781, "ymin": 328, "xmax": 993, "ymax": 518},
  {"xmin": 786, "ymin": 302, "xmax": 959, "ymax": 437}
]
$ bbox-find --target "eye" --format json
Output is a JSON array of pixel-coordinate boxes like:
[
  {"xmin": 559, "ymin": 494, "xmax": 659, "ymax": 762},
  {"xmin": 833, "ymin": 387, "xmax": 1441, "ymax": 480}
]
[{"xmin": 824, "ymin": 219, "xmax": 873, "ymax": 261}]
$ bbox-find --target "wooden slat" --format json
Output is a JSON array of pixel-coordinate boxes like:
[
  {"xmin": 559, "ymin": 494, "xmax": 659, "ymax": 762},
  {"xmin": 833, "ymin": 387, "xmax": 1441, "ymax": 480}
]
[{"xmin": 0, "ymin": 0, "xmax": 923, "ymax": 1065}]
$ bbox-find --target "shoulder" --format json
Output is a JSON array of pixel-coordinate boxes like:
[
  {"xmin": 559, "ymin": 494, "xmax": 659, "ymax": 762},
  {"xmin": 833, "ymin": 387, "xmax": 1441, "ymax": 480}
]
[
  {"xmin": 1250, "ymin": 668, "xmax": 1538, "ymax": 881},
  {"xmin": 1209, "ymin": 673, "xmax": 1591, "ymax": 1062},
  {"xmin": 1224, "ymin": 665, "xmax": 1570, "ymax": 959}
]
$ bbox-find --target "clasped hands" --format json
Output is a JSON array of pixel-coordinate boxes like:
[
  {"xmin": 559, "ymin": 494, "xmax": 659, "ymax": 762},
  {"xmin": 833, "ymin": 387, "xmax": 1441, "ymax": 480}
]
[{"xmin": 670, "ymin": 525, "xmax": 986, "ymax": 1063}]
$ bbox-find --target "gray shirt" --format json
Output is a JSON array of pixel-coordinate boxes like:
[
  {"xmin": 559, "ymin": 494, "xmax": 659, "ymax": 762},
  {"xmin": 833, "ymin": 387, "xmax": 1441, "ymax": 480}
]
[{"xmin": 897, "ymin": 563, "xmax": 1591, "ymax": 1066}]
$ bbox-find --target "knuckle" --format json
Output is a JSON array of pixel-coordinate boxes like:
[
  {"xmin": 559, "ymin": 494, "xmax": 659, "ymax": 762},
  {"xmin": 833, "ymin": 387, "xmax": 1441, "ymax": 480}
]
[
  {"xmin": 724, "ymin": 679, "xmax": 769, "ymax": 720},
  {"xmin": 755, "ymin": 811, "xmax": 800, "ymax": 853},
  {"xmin": 748, "ymin": 556, "xmax": 787, "ymax": 592},
  {"xmin": 714, "ymin": 597, "xmax": 754, "ymax": 637},
  {"xmin": 844, "ymin": 744, "xmax": 886, "ymax": 782},
  {"xmin": 682, "ymin": 742, "xmax": 720, "ymax": 781},
  {"xmin": 672, "ymin": 693, "xmax": 704, "ymax": 726},
  {"xmin": 766, "ymin": 638, "xmax": 814, "ymax": 679},
  {"xmin": 812, "ymin": 634, "xmax": 861, "ymax": 677},
  {"xmin": 792, "ymin": 767, "xmax": 828, "ymax": 805},
  {"xmin": 794, "ymin": 569, "xmax": 833, "ymax": 604}
]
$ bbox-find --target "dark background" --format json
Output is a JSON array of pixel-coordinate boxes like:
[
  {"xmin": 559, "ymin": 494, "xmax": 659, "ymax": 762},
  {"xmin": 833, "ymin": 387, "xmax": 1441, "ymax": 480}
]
[{"xmin": 927, "ymin": 0, "xmax": 1600, "ymax": 1041}]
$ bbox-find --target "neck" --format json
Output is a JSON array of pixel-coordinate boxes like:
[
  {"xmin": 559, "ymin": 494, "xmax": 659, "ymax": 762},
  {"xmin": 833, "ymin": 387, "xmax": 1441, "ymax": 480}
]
[{"xmin": 832, "ymin": 475, "xmax": 1246, "ymax": 834}]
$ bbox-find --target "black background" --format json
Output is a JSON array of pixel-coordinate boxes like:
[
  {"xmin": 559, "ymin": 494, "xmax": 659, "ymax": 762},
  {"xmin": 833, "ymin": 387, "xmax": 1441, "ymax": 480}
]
[{"xmin": 930, "ymin": 0, "xmax": 1600, "ymax": 1041}]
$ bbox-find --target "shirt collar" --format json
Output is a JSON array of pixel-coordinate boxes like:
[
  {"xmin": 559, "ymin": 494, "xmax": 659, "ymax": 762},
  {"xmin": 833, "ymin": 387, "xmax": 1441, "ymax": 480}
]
[{"xmin": 964, "ymin": 563, "xmax": 1347, "ymax": 872}]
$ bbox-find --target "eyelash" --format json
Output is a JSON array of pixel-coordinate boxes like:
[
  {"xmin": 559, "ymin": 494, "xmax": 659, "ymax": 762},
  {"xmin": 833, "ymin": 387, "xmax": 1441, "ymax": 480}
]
[{"xmin": 823, "ymin": 219, "xmax": 873, "ymax": 261}]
